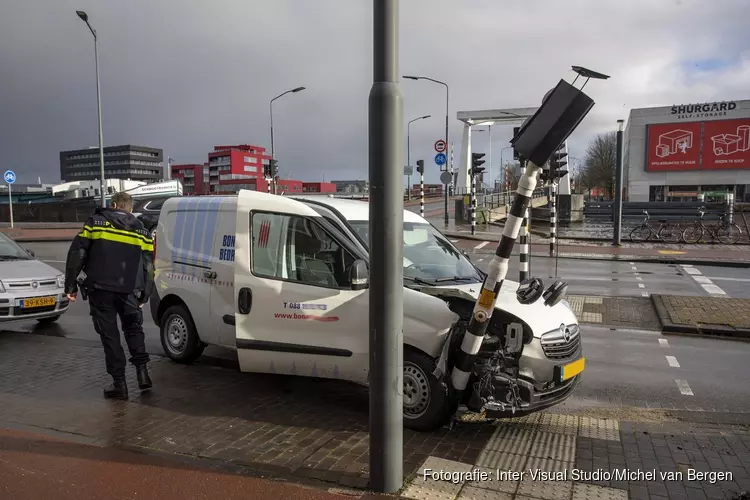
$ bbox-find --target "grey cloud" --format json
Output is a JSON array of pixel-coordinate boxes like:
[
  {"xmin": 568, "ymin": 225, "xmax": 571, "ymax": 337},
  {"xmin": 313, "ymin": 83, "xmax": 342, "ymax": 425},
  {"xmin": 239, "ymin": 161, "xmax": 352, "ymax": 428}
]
[{"xmin": 1, "ymin": 0, "xmax": 749, "ymax": 185}]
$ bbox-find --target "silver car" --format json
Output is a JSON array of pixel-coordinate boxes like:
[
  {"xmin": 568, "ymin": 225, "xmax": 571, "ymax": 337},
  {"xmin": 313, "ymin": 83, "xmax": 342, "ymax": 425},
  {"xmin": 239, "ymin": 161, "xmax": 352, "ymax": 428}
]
[{"xmin": 0, "ymin": 233, "xmax": 70, "ymax": 324}]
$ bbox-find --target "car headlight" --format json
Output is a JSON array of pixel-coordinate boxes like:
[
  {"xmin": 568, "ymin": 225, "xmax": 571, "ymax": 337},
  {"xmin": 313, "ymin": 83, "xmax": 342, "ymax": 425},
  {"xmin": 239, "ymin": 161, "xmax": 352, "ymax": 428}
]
[
  {"xmin": 56, "ymin": 275, "xmax": 65, "ymax": 288},
  {"xmin": 0, "ymin": 280, "xmax": 5, "ymax": 293}
]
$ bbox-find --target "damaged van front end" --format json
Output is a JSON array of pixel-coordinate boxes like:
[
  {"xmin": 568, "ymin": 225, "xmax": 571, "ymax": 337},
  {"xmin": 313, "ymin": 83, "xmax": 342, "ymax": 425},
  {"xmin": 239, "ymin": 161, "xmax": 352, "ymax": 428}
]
[{"xmin": 423, "ymin": 282, "xmax": 584, "ymax": 419}]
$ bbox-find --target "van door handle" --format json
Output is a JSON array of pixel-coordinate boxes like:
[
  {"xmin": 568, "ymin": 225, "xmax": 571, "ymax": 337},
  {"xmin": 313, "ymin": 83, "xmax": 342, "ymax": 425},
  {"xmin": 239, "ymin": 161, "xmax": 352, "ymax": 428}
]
[
  {"xmin": 204, "ymin": 270, "xmax": 216, "ymax": 279},
  {"xmin": 238, "ymin": 287, "xmax": 252, "ymax": 314}
]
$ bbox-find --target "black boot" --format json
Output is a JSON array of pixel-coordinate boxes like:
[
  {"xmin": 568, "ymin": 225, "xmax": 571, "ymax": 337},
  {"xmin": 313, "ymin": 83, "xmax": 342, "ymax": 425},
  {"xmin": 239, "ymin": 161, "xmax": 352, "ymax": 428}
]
[
  {"xmin": 103, "ymin": 378, "xmax": 128, "ymax": 400},
  {"xmin": 136, "ymin": 364, "xmax": 152, "ymax": 390}
]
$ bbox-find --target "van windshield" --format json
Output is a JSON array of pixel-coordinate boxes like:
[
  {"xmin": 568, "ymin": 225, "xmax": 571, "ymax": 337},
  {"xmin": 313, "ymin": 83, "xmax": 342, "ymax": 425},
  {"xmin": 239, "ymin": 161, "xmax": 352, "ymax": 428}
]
[{"xmin": 348, "ymin": 221, "xmax": 483, "ymax": 285}]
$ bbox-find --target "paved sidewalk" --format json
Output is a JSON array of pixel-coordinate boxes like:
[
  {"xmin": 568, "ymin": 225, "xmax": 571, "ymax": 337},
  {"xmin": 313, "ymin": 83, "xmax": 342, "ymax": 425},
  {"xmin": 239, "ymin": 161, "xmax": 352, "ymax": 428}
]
[
  {"xmin": 566, "ymin": 295, "xmax": 662, "ymax": 330},
  {"xmin": 0, "ymin": 426, "xmax": 381, "ymax": 500},
  {"xmin": 652, "ymin": 295, "xmax": 750, "ymax": 338},
  {"xmin": 1, "ymin": 334, "xmax": 750, "ymax": 500}
]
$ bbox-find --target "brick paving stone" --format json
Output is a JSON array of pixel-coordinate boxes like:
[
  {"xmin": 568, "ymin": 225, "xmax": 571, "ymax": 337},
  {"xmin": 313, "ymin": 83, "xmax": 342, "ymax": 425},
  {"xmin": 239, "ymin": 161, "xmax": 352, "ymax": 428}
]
[
  {"xmin": 568, "ymin": 295, "xmax": 661, "ymax": 329},
  {"xmin": 660, "ymin": 295, "xmax": 750, "ymax": 329},
  {"xmin": 0, "ymin": 334, "xmax": 495, "ymax": 490}
]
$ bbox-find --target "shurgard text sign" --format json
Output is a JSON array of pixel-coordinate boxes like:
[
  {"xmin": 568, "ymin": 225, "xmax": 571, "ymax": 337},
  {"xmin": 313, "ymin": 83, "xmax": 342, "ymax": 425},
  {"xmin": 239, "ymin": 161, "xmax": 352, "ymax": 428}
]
[
  {"xmin": 702, "ymin": 118, "xmax": 750, "ymax": 170},
  {"xmin": 646, "ymin": 122, "xmax": 702, "ymax": 171}
]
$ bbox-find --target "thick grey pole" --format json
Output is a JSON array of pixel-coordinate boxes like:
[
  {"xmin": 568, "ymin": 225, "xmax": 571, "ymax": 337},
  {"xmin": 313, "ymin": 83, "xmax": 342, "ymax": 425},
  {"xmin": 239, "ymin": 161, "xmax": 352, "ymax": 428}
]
[
  {"xmin": 93, "ymin": 32, "xmax": 105, "ymax": 207},
  {"xmin": 270, "ymin": 102, "xmax": 276, "ymax": 195},
  {"xmin": 613, "ymin": 119, "xmax": 624, "ymax": 246},
  {"xmin": 407, "ymin": 123, "xmax": 410, "ymax": 201},
  {"xmin": 369, "ymin": 0, "xmax": 403, "ymax": 493}
]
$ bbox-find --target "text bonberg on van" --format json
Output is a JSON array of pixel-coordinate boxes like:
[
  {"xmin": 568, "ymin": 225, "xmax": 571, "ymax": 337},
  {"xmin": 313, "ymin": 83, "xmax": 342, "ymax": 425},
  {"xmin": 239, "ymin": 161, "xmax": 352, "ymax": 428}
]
[{"xmin": 149, "ymin": 191, "xmax": 583, "ymax": 431}]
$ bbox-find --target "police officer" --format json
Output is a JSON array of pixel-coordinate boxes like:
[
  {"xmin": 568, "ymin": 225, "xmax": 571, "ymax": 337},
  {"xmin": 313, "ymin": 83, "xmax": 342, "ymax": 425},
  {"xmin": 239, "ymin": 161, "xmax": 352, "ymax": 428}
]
[{"xmin": 64, "ymin": 191, "xmax": 155, "ymax": 400}]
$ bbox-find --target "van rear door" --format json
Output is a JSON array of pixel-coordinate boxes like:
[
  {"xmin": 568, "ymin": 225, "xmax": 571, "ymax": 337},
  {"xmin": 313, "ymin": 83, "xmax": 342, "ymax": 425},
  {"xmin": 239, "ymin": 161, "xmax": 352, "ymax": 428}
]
[{"xmin": 233, "ymin": 190, "xmax": 369, "ymax": 383}]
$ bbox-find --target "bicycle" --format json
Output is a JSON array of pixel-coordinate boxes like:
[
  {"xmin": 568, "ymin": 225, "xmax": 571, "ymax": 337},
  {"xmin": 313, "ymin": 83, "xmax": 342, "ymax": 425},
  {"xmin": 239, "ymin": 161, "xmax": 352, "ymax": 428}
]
[
  {"xmin": 629, "ymin": 210, "xmax": 682, "ymax": 243},
  {"xmin": 681, "ymin": 206, "xmax": 742, "ymax": 244}
]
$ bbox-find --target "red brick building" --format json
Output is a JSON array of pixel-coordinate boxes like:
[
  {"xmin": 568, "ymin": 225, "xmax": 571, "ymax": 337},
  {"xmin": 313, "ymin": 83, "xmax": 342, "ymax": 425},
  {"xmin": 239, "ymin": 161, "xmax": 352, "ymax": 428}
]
[{"xmin": 171, "ymin": 144, "xmax": 335, "ymax": 196}]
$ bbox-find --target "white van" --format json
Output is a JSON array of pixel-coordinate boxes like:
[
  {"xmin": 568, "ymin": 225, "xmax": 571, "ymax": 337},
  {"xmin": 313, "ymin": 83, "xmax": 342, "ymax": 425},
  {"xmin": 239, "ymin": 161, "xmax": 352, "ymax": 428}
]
[{"xmin": 150, "ymin": 190, "xmax": 583, "ymax": 431}]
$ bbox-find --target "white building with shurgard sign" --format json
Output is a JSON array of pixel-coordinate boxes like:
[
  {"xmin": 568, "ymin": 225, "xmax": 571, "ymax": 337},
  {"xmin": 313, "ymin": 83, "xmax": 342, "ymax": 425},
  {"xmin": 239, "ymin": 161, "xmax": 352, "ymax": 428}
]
[{"xmin": 623, "ymin": 99, "xmax": 750, "ymax": 202}]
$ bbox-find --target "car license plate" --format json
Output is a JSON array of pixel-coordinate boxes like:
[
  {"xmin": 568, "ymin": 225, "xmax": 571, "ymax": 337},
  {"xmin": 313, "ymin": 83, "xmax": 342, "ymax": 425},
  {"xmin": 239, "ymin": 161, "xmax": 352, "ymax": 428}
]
[
  {"xmin": 20, "ymin": 296, "xmax": 56, "ymax": 309},
  {"xmin": 558, "ymin": 357, "xmax": 585, "ymax": 382}
]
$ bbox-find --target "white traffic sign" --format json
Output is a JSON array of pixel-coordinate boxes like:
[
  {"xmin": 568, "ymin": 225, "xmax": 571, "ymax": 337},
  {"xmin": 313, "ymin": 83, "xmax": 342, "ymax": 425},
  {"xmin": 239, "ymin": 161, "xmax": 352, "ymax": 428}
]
[
  {"xmin": 434, "ymin": 140, "xmax": 446, "ymax": 153},
  {"xmin": 3, "ymin": 170, "xmax": 16, "ymax": 184}
]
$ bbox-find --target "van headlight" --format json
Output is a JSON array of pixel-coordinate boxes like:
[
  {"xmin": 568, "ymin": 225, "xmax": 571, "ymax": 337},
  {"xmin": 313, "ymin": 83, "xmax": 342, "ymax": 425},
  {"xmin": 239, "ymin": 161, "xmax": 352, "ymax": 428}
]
[{"xmin": 56, "ymin": 275, "xmax": 65, "ymax": 288}]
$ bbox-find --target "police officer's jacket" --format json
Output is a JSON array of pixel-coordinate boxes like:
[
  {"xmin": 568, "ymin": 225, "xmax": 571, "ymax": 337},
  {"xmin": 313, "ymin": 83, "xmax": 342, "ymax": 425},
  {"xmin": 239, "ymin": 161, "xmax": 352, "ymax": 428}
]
[{"xmin": 64, "ymin": 207, "xmax": 155, "ymax": 300}]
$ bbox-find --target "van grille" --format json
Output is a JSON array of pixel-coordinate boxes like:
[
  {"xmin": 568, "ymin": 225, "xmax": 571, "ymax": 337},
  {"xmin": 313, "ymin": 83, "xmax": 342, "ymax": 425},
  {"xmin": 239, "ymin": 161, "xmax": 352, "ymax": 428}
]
[{"xmin": 540, "ymin": 324, "xmax": 581, "ymax": 360}]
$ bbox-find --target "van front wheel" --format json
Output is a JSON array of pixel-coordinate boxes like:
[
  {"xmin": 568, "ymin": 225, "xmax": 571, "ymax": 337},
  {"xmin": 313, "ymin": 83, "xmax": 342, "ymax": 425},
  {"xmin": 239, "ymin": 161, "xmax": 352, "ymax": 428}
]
[
  {"xmin": 403, "ymin": 349, "xmax": 457, "ymax": 432},
  {"xmin": 160, "ymin": 305, "xmax": 204, "ymax": 363}
]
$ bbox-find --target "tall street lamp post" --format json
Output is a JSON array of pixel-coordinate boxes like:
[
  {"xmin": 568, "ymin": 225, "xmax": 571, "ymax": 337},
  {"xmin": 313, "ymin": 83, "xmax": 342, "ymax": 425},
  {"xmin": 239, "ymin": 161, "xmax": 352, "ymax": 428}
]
[
  {"xmin": 270, "ymin": 86, "xmax": 305, "ymax": 194},
  {"xmin": 403, "ymin": 75, "xmax": 449, "ymax": 224},
  {"xmin": 76, "ymin": 10, "xmax": 106, "ymax": 207},
  {"xmin": 407, "ymin": 114, "xmax": 430, "ymax": 200}
]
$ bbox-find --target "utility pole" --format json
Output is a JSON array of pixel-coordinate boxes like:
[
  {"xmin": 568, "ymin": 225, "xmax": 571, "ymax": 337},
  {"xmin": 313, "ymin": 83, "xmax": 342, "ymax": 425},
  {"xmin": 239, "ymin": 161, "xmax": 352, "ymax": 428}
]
[
  {"xmin": 369, "ymin": 0, "xmax": 403, "ymax": 493},
  {"xmin": 613, "ymin": 119, "xmax": 624, "ymax": 246}
]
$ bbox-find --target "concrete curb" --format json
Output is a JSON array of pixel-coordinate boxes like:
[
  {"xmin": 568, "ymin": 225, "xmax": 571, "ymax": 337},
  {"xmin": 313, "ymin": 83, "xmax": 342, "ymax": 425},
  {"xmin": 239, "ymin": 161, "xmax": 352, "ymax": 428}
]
[{"xmin": 651, "ymin": 295, "xmax": 750, "ymax": 340}]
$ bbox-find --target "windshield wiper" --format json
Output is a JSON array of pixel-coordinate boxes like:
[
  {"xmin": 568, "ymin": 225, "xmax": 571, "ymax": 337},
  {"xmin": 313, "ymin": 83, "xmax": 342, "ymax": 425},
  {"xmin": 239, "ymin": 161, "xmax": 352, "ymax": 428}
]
[
  {"xmin": 431, "ymin": 276, "xmax": 478, "ymax": 283},
  {"xmin": 403, "ymin": 276, "xmax": 434, "ymax": 286},
  {"xmin": 0, "ymin": 255, "xmax": 30, "ymax": 261}
]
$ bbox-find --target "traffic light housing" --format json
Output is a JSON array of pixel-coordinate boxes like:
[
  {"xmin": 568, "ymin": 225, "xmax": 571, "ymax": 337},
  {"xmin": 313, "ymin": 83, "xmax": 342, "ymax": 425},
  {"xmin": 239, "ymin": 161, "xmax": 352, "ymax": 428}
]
[
  {"xmin": 470, "ymin": 152, "xmax": 486, "ymax": 175},
  {"xmin": 549, "ymin": 144, "xmax": 568, "ymax": 179},
  {"xmin": 265, "ymin": 159, "xmax": 278, "ymax": 178},
  {"xmin": 416, "ymin": 159, "xmax": 424, "ymax": 174}
]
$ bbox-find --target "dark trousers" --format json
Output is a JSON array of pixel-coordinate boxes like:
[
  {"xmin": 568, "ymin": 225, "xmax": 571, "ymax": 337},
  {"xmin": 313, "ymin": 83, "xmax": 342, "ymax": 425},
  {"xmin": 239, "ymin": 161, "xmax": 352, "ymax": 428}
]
[{"xmin": 88, "ymin": 289, "xmax": 150, "ymax": 379}]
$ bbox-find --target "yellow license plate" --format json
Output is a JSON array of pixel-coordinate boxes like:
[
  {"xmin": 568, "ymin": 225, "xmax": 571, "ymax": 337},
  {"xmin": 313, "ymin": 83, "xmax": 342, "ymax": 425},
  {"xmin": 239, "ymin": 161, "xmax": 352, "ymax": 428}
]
[
  {"xmin": 21, "ymin": 296, "xmax": 56, "ymax": 308},
  {"xmin": 559, "ymin": 357, "xmax": 585, "ymax": 382}
]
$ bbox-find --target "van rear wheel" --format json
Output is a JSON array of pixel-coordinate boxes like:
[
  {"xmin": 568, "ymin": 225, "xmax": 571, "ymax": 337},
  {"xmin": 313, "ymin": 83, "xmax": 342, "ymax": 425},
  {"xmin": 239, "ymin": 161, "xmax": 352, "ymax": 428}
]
[
  {"xmin": 403, "ymin": 348, "xmax": 457, "ymax": 432},
  {"xmin": 160, "ymin": 305, "xmax": 204, "ymax": 363}
]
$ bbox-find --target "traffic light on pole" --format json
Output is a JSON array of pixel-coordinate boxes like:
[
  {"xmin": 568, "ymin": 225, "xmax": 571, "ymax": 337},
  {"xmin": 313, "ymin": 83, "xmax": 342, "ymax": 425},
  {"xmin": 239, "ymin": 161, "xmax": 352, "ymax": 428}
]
[
  {"xmin": 471, "ymin": 152, "xmax": 486, "ymax": 176},
  {"xmin": 549, "ymin": 145, "xmax": 568, "ymax": 180},
  {"xmin": 416, "ymin": 159, "xmax": 424, "ymax": 174}
]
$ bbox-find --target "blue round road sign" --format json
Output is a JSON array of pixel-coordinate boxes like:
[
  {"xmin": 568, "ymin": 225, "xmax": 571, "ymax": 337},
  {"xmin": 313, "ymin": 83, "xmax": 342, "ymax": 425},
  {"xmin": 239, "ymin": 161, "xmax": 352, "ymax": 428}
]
[
  {"xmin": 3, "ymin": 170, "xmax": 16, "ymax": 184},
  {"xmin": 434, "ymin": 153, "xmax": 447, "ymax": 166}
]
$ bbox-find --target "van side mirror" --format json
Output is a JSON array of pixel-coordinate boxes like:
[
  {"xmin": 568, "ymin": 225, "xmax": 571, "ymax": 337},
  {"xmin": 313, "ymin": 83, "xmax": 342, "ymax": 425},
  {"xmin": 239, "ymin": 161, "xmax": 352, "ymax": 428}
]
[
  {"xmin": 350, "ymin": 259, "xmax": 369, "ymax": 290},
  {"xmin": 25, "ymin": 248, "xmax": 35, "ymax": 258}
]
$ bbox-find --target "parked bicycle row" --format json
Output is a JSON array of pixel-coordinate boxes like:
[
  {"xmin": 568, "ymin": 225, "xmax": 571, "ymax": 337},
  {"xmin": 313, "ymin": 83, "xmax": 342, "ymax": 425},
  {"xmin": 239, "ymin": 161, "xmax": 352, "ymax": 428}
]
[{"xmin": 629, "ymin": 207, "xmax": 743, "ymax": 244}]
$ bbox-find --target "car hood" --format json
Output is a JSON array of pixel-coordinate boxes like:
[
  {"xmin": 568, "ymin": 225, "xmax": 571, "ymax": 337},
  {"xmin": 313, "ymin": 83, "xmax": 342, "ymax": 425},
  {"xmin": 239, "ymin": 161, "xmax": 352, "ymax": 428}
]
[
  {"xmin": 0, "ymin": 259, "xmax": 61, "ymax": 281},
  {"xmin": 419, "ymin": 280, "xmax": 578, "ymax": 337}
]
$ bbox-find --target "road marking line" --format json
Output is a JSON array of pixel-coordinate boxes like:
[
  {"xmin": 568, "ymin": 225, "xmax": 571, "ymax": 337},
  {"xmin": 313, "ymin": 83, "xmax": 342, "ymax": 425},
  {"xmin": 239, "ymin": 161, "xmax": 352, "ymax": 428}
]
[
  {"xmin": 641, "ymin": 291, "xmax": 649, "ymax": 297},
  {"xmin": 675, "ymin": 379, "xmax": 693, "ymax": 396},
  {"xmin": 631, "ymin": 266, "xmax": 638, "ymax": 271},
  {"xmin": 692, "ymin": 275, "xmax": 712, "ymax": 284},
  {"xmin": 450, "ymin": 240, "xmax": 459, "ymax": 243},
  {"xmin": 629, "ymin": 262, "xmax": 635, "ymax": 265},
  {"xmin": 705, "ymin": 276, "xmax": 750, "ymax": 282},
  {"xmin": 474, "ymin": 241, "xmax": 490, "ymax": 250},
  {"xmin": 683, "ymin": 267, "xmax": 702, "ymax": 275},
  {"xmin": 659, "ymin": 338, "xmax": 669, "ymax": 347},
  {"xmin": 702, "ymin": 284, "xmax": 726, "ymax": 295},
  {"xmin": 636, "ymin": 276, "xmax": 643, "ymax": 281},
  {"xmin": 638, "ymin": 283, "xmax": 645, "ymax": 288},
  {"xmin": 681, "ymin": 264, "xmax": 694, "ymax": 268},
  {"xmin": 477, "ymin": 258, "xmax": 484, "ymax": 262},
  {"xmin": 666, "ymin": 355, "xmax": 680, "ymax": 368}
]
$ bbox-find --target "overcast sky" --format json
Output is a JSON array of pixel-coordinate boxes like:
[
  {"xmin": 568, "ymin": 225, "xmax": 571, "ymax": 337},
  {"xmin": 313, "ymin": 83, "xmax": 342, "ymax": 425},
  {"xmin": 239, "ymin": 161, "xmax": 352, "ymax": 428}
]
[{"xmin": 2, "ymin": 0, "xmax": 749, "ymax": 185}]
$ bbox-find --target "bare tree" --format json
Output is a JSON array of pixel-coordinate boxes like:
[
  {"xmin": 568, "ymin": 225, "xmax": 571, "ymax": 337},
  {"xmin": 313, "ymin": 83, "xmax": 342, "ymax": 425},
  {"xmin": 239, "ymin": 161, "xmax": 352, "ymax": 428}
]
[{"xmin": 582, "ymin": 131, "xmax": 617, "ymax": 197}]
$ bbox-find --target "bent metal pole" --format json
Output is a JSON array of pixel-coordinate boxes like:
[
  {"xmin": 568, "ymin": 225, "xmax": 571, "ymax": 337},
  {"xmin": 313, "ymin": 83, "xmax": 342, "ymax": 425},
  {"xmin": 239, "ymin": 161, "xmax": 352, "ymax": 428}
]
[{"xmin": 450, "ymin": 160, "xmax": 541, "ymax": 395}]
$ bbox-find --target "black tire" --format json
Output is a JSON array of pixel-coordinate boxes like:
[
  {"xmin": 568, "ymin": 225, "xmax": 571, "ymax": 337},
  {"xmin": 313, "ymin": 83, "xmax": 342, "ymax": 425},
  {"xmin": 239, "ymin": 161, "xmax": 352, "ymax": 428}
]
[
  {"xmin": 160, "ymin": 305, "xmax": 205, "ymax": 363},
  {"xmin": 716, "ymin": 223, "xmax": 741, "ymax": 245},
  {"xmin": 657, "ymin": 224, "xmax": 682, "ymax": 244},
  {"xmin": 403, "ymin": 348, "xmax": 457, "ymax": 432},
  {"xmin": 682, "ymin": 224, "xmax": 703, "ymax": 244},
  {"xmin": 36, "ymin": 315, "xmax": 61, "ymax": 325},
  {"xmin": 630, "ymin": 225, "xmax": 650, "ymax": 242}
]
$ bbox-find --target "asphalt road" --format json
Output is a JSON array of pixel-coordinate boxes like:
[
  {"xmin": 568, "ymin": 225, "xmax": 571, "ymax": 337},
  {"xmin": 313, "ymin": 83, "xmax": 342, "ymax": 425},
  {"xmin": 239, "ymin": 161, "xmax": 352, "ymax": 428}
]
[
  {"xmin": 3, "ymin": 241, "xmax": 750, "ymax": 417},
  {"xmin": 458, "ymin": 241, "xmax": 750, "ymax": 299}
]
